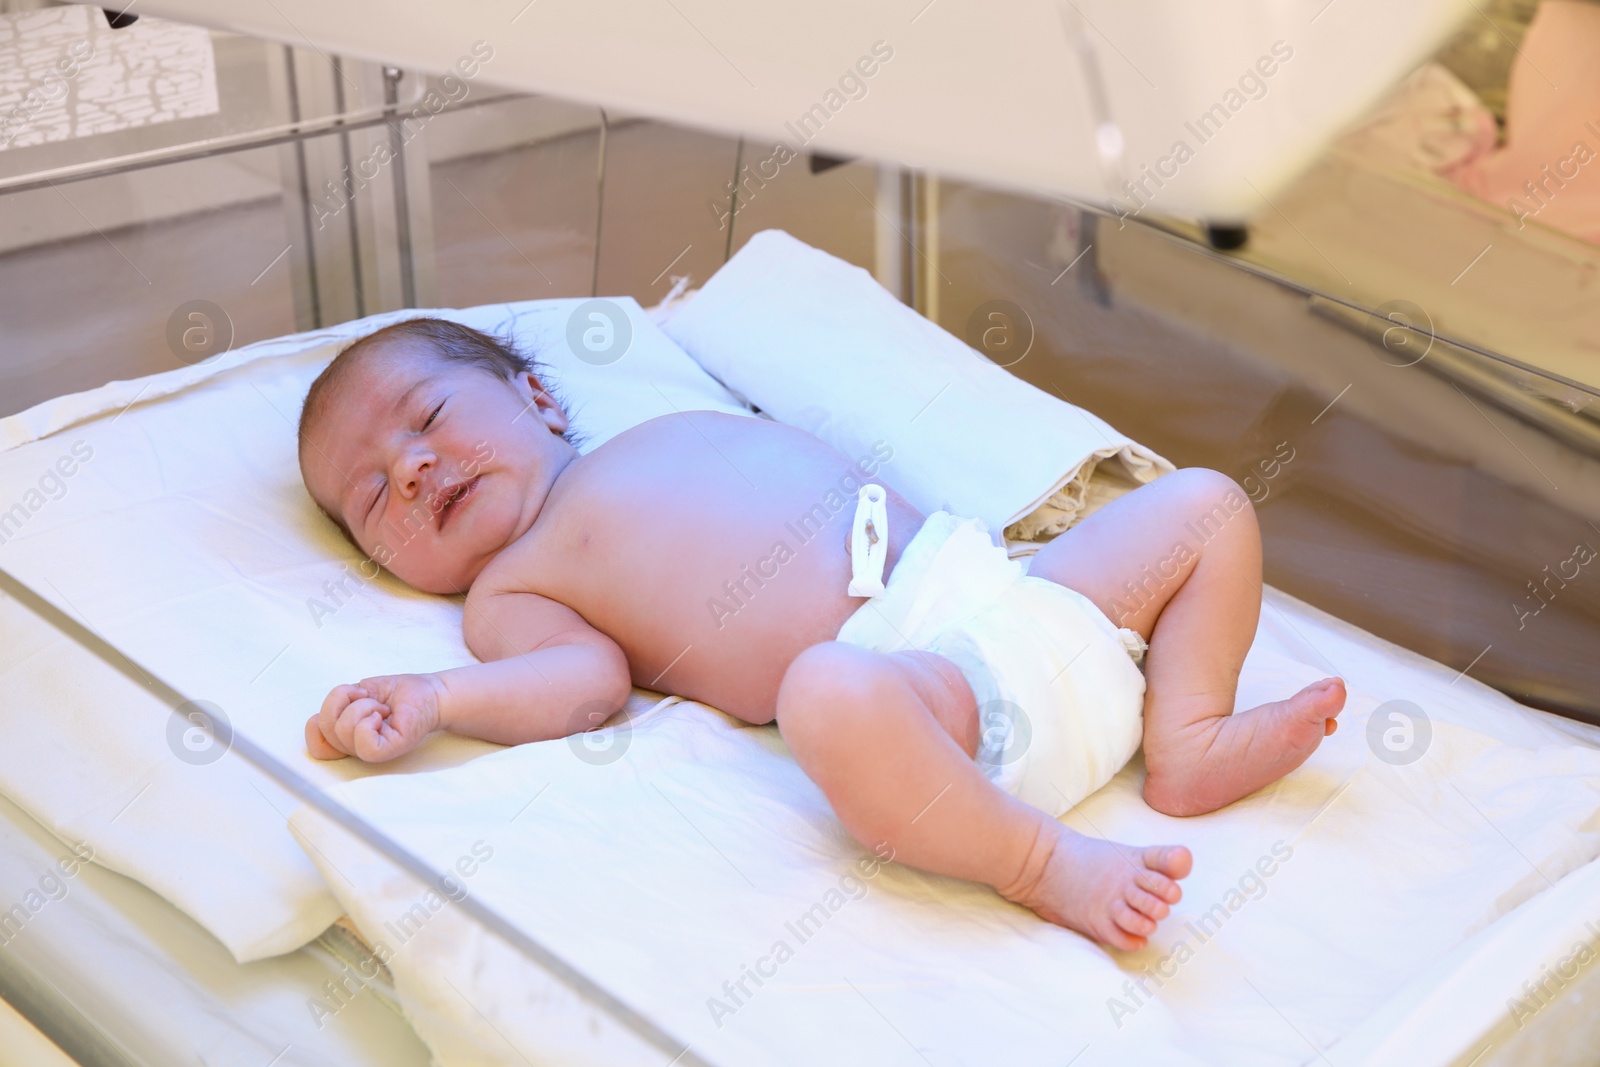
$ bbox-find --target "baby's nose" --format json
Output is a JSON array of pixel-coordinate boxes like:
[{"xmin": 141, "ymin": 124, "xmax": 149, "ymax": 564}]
[{"xmin": 397, "ymin": 450, "xmax": 435, "ymax": 498}]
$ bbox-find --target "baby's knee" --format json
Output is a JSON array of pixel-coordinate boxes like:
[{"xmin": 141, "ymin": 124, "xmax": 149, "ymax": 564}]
[
  {"xmin": 1165, "ymin": 467, "xmax": 1257, "ymax": 544},
  {"xmin": 777, "ymin": 643, "xmax": 895, "ymax": 739},
  {"xmin": 1165, "ymin": 467, "xmax": 1250, "ymax": 508}
]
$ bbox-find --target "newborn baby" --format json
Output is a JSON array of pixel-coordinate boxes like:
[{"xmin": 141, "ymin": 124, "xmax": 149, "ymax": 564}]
[{"xmin": 297, "ymin": 318, "xmax": 1346, "ymax": 951}]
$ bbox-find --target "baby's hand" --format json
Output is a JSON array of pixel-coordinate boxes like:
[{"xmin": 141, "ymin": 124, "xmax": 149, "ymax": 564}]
[{"xmin": 306, "ymin": 674, "xmax": 446, "ymax": 762}]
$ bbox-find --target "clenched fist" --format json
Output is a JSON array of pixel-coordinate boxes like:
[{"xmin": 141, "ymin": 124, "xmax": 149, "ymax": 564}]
[{"xmin": 306, "ymin": 673, "xmax": 447, "ymax": 762}]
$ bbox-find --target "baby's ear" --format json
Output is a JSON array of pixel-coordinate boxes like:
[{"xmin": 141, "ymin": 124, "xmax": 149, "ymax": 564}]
[{"xmin": 516, "ymin": 371, "xmax": 568, "ymax": 434}]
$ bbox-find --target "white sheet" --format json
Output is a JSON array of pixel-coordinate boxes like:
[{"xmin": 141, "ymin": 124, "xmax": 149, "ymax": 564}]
[
  {"xmin": 289, "ymin": 583, "xmax": 1600, "ymax": 1066},
  {"xmin": 0, "ymin": 297, "xmax": 753, "ymax": 961},
  {"xmin": 290, "ymin": 690, "xmax": 1201, "ymax": 1067}
]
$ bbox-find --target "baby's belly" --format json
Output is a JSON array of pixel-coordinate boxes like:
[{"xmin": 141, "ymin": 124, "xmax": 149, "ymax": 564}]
[
  {"xmin": 606, "ymin": 499, "xmax": 923, "ymax": 722},
  {"xmin": 527, "ymin": 415, "xmax": 924, "ymax": 721},
  {"xmin": 647, "ymin": 547, "xmax": 862, "ymax": 718}
]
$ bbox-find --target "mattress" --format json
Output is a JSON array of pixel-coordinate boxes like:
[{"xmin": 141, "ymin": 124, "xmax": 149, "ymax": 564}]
[
  {"xmin": 288, "ymin": 582, "xmax": 1600, "ymax": 1066},
  {"xmin": 0, "ymin": 789, "xmax": 430, "ymax": 1066}
]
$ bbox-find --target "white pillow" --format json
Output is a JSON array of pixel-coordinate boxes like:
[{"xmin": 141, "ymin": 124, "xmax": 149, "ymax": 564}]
[
  {"xmin": 0, "ymin": 297, "xmax": 751, "ymax": 961},
  {"xmin": 660, "ymin": 229, "xmax": 1172, "ymax": 541}
]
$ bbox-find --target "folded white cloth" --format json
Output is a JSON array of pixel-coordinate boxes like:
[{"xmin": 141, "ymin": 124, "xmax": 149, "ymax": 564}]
[{"xmin": 661, "ymin": 229, "xmax": 1173, "ymax": 541}]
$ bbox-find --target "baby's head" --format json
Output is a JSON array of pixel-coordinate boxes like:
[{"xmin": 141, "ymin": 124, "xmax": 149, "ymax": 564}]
[{"xmin": 298, "ymin": 318, "xmax": 578, "ymax": 595}]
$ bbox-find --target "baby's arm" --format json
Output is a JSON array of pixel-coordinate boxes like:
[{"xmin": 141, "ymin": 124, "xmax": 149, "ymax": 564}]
[{"xmin": 307, "ymin": 590, "xmax": 631, "ymax": 762}]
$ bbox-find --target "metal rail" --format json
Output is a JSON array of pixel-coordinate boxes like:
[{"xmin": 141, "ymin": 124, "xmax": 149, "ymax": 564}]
[
  {"xmin": 1092, "ymin": 204, "xmax": 1600, "ymax": 404},
  {"xmin": 0, "ymin": 91, "xmax": 527, "ymax": 197}
]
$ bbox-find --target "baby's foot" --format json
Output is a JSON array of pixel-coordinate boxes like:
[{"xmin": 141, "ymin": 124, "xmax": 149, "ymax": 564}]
[
  {"xmin": 1145, "ymin": 677, "xmax": 1347, "ymax": 817},
  {"xmin": 1272, "ymin": 675, "xmax": 1346, "ymax": 737},
  {"xmin": 1000, "ymin": 822, "xmax": 1191, "ymax": 951}
]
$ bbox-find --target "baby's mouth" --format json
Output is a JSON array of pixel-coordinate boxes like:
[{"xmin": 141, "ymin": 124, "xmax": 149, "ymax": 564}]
[{"xmin": 437, "ymin": 476, "xmax": 481, "ymax": 531}]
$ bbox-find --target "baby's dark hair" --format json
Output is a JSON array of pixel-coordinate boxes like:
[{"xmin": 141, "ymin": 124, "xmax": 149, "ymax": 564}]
[{"xmin": 297, "ymin": 317, "xmax": 577, "ymax": 552}]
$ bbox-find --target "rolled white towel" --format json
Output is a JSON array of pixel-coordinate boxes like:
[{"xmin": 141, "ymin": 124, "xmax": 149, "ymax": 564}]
[{"xmin": 661, "ymin": 229, "xmax": 1172, "ymax": 542}]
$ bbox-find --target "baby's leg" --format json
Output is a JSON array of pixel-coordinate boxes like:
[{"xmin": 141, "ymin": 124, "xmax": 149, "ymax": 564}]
[
  {"xmin": 777, "ymin": 642, "xmax": 1191, "ymax": 950},
  {"xmin": 1026, "ymin": 468, "xmax": 1345, "ymax": 817}
]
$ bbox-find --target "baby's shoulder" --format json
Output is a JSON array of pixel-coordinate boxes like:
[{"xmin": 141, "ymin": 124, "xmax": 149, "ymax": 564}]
[{"xmin": 464, "ymin": 547, "xmax": 524, "ymax": 603}]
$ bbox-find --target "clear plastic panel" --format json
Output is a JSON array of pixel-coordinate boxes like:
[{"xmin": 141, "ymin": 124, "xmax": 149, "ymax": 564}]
[
  {"xmin": 931, "ymin": 181, "xmax": 1600, "ymax": 722},
  {"xmin": 0, "ymin": 141, "xmax": 301, "ymax": 417},
  {"xmin": 426, "ymin": 95, "xmax": 603, "ymax": 304}
]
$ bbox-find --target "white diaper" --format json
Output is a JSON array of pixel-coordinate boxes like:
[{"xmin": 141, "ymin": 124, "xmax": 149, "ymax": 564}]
[{"xmin": 835, "ymin": 511, "xmax": 1147, "ymax": 818}]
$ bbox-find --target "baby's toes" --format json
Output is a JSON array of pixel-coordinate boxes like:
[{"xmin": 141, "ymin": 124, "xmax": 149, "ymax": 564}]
[
  {"xmin": 1301, "ymin": 678, "xmax": 1347, "ymax": 719},
  {"xmin": 1142, "ymin": 844, "xmax": 1193, "ymax": 881},
  {"xmin": 1113, "ymin": 900, "xmax": 1157, "ymax": 939},
  {"xmin": 1127, "ymin": 885, "xmax": 1171, "ymax": 923},
  {"xmin": 1136, "ymin": 866, "xmax": 1183, "ymax": 904},
  {"xmin": 1112, "ymin": 930, "xmax": 1148, "ymax": 952},
  {"xmin": 1099, "ymin": 913, "xmax": 1147, "ymax": 952}
]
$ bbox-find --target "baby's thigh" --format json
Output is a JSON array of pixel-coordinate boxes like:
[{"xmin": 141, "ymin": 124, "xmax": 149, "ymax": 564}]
[
  {"xmin": 777, "ymin": 643, "xmax": 980, "ymax": 759},
  {"xmin": 1025, "ymin": 468, "xmax": 1254, "ymax": 636},
  {"xmin": 886, "ymin": 649, "xmax": 980, "ymax": 758}
]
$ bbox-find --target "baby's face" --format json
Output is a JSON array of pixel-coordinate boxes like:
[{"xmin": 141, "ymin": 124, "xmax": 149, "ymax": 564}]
[{"xmin": 301, "ymin": 342, "xmax": 575, "ymax": 594}]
